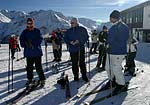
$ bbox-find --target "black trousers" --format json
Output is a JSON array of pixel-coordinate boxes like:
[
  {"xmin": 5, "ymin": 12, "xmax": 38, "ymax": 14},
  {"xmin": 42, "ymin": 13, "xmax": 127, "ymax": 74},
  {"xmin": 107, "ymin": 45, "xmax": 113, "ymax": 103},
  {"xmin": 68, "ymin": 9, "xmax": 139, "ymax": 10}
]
[
  {"xmin": 90, "ymin": 43, "xmax": 97, "ymax": 52},
  {"xmin": 26, "ymin": 57, "xmax": 46, "ymax": 81},
  {"xmin": 10, "ymin": 48, "xmax": 16, "ymax": 58},
  {"xmin": 53, "ymin": 49, "xmax": 60, "ymax": 60},
  {"xmin": 96, "ymin": 45, "xmax": 106, "ymax": 68},
  {"xmin": 126, "ymin": 52, "xmax": 136, "ymax": 69},
  {"xmin": 70, "ymin": 48, "xmax": 87, "ymax": 79},
  {"xmin": 58, "ymin": 44, "xmax": 62, "ymax": 59}
]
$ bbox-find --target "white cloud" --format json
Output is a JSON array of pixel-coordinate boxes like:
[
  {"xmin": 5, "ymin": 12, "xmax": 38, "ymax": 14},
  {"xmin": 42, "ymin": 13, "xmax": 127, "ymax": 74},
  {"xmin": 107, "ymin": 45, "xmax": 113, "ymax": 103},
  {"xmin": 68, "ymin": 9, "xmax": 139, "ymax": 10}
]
[{"xmin": 94, "ymin": 0, "xmax": 148, "ymax": 6}]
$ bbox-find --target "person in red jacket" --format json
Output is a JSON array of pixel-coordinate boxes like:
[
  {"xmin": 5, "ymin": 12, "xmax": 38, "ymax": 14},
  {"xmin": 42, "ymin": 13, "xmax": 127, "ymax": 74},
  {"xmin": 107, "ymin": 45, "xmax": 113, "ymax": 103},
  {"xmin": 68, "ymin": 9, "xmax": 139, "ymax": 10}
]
[{"xmin": 9, "ymin": 34, "xmax": 17, "ymax": 59}]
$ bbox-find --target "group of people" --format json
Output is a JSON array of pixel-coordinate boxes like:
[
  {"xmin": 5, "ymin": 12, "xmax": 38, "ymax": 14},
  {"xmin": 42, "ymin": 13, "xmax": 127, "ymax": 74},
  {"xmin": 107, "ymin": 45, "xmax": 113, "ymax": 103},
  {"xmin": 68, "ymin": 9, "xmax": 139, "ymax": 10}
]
[
  {"xmin": 44, "ymin": 29, "xmax": 63, "ymax": 62},
  {"xmin": 7, "ymin": 10, "xmax": 138, "ymax": 92}
]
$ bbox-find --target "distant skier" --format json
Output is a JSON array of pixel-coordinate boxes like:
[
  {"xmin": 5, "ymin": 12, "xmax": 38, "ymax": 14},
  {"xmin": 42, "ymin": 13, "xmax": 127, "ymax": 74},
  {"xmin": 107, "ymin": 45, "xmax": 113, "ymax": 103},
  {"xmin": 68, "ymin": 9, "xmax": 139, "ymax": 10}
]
[
  {"xmin": 51, "ymin": 30, "xmax": 61, "ymax": 62},
  {"xmin": 56, "ymin": 28, "xmax": 63, "ymax": 61},
  {"xmin": 64, "ymin": 18, "xmax": 89, "ymax": 82},
  {"xmin": 104, "ymin": 10, "xmax": 129, "ymax": 93},
  {"xmin": 20, "ymin": 18, "xmax": 46, "ymax": 87},
  {"xmin": 9, "ymin": 34, "xmax": 17, "ymax": 59},
  {"xmin": 124, "ymin": 36, "xmax": 138, "ymax": 76},
  {"xmin": 15, "ymin": 35, "xmax": 21, "ymax": 52},
  {"xmin": 90, "ymin": 30, "xmax": 98, "ymax": 54},
  {"xmin": 95, "ymin": 26, "xmax": 108, "ymax": 71}
]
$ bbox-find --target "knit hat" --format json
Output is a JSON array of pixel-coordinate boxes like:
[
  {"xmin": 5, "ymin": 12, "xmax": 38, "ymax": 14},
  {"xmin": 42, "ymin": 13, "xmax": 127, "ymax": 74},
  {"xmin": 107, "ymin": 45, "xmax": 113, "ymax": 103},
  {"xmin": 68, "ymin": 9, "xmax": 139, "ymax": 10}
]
[
  {"xmin": 103, "ymin": 26, "xmax": 107, "ymax": 29},
  {"xmin": 110, "ymin": 10, "xmax": 121, "ymax": 20},
  {"xmin": 27, "ymin": 18, "xmax": 34, "ymax": 23}
]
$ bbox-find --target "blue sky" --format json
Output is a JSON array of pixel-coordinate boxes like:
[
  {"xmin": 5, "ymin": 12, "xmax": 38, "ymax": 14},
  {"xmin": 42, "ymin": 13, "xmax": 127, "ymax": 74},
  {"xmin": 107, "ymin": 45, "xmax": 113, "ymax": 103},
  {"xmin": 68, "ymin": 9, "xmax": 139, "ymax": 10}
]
[{"xmin": 0, "ymin": 0, "xmax": 148, "ymax": 22}]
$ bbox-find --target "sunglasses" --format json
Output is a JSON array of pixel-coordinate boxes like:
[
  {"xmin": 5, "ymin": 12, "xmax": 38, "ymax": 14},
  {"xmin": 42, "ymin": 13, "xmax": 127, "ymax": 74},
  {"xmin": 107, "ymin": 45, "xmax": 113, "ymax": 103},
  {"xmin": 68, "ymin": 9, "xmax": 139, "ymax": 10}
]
[
  {"xmin": 70, "ymin": 22, "xmax": 75, "ymax": 24},
  {"xmin": 27, "ymin": 22, "xmax": 33, "ymax": 25}
]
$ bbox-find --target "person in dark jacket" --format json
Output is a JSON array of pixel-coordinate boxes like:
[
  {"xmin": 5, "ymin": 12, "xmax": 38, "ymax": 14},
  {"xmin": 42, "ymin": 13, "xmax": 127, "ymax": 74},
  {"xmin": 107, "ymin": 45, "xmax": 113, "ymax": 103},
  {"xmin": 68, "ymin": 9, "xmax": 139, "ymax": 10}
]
[
  {"xmin": 104, "ymin": 10, "xmax": 129, "ymax": 93},
  {"xmin": 20, "ymin": 18, "xmax": 46, "ymax": 87},
  {"xmin": 64, "ymin": 18, "xmax": 89, "ymax": 82},
  {"xmin": 56, "ymin": 28, "xmax": 63, "ymax": 61},
  {"xmin": 95, "ymin": 26, "xmax": 108, "ymax": 71}
]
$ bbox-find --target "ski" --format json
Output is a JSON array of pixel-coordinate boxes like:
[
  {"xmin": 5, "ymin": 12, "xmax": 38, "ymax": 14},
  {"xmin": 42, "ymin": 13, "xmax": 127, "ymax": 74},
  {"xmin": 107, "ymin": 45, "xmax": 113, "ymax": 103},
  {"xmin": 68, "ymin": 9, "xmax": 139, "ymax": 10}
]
[
  {"xmin": 16, "ymin": 57, "xmax": 25, "ymax": 62},
  {"xmin": 6, "ymin": 80, "xmax": 40, "ymax": 105},
  {"xmin": 77, "ymin": 86, "xmax": 112, "ymax": 98},
  {"xmin": 77, "ymin": 79, "xmax": 108, "ymax": 98},
  {"xmin": 83, "ymin": 85, "xmax": 138, "ymax": 105}
]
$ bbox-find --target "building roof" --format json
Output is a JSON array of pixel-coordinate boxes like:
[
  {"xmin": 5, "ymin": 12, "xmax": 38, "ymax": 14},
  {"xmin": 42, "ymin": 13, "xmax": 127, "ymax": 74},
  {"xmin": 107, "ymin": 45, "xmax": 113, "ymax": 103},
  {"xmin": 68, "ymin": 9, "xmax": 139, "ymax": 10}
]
[{"xmin": 121, "ymin": 0, "xmax": 150, "ymax": 13}]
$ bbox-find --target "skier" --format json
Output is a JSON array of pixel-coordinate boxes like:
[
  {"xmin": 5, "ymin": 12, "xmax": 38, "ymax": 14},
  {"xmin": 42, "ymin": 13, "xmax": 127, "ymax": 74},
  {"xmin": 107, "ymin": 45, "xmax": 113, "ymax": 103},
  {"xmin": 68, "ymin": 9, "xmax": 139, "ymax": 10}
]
[
  {"xmin": 20, "ymin": 18, "xmax": 46, "ymax": 87},
  {"xmin": 95, "ymin": 26, "xmax": 108, "ymax": 71},
  {"xmin": 124, "ymin": 36, "xmax": 138, "ymax": 76},
  {"xmin": 64, "ymin": 18, "xmax": 89, "ymax": 82},
  {"xmin": 56, "ymin": 28, "xmax": 63, "ymax": 61},
  {"xmin": 51, "ymin": 30, "xmax": 61, "ymax": 62},
  {"xmin": 15, "ymin": 35, "xmax": 21, "ymax": 52},
  {"xmin": 104, "ymin": 10, "xmax": 129, "ymax": 93},
  {"xmin": 9, "ymin": 34, "xmax": 17, "ymax": 59},
  {"xmin": 90, "ymin": 30, "xmax": 98, "ymax": 54}
]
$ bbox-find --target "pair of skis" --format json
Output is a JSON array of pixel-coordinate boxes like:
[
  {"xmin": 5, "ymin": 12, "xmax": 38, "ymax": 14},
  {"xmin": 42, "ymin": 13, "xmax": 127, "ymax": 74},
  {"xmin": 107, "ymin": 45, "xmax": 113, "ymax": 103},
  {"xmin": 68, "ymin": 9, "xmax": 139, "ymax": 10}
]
[
  {"xmin": 6, "ymin": 80, "xmax": 41, "ymax": 105},
  {"xmin": 82, "ymin": 84, "xmax": 138, "ymax": 105}
]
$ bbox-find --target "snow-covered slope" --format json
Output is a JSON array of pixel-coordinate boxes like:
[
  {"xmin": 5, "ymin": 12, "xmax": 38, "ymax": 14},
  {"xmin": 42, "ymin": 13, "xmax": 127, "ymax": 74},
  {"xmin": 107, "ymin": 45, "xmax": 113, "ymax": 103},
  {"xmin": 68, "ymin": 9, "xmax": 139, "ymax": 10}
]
[
  {"xmin": 0, "ymin": 9, "xmax": 97, "ymax": 43},
  {"xmin": 0, "ymin": 42, "xmax": 149, "ymax": 105}
]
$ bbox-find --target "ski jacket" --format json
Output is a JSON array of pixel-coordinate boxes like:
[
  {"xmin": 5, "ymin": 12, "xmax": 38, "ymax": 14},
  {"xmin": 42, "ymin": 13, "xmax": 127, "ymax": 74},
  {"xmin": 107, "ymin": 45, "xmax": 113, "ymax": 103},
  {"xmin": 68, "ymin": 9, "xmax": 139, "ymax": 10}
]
[
  {"xmin": 64, "ymin": 26, "xmax": 89, "ymax": 53},
  {"xmin": 91, "ymin": 32, "xmax": 98, "ymax": 43},
  {"xmin": 107, "ymin": 21, "xmax": 129, "ymax": 55},
  {"xmin": 98, "ymin": 31, "xmax": 108, "ymax": 44},
  {"xmin": 9, "ymin": 37, "xmax": 17, "ymax": 49},
  {"xmin": 20, "ymin": 28, "xmax": 43, "ymax": 57},
  {"xmin": 127, "ymin": 37, "xmax": 138, "ymax": 53}
]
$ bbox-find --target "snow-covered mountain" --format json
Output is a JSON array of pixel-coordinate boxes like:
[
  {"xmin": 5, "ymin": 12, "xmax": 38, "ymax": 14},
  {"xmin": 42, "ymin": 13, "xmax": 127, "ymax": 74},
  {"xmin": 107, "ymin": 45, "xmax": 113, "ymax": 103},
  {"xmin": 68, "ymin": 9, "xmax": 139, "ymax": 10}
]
[
  {"xmin": 0, "ymin": 12, "xmax": 11, "ymax": 23},
  {"xmin": 0, "ymin": 9, "xmax": 97, "ymax": 43}
]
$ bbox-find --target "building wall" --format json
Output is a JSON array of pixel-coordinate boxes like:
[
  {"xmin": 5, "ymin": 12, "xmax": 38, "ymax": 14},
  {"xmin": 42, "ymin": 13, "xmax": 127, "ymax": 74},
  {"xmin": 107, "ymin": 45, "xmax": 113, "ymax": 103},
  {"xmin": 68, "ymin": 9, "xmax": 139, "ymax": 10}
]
[{"xmin": 143, "ymin": 5, "xmax": 150, "ymax": 29}]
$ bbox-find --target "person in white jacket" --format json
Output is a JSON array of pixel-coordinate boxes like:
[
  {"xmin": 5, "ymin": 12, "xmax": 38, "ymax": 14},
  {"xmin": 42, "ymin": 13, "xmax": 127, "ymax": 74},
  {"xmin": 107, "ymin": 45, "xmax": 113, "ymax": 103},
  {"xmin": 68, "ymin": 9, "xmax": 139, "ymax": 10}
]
[
  {"xmin": 124, "ymin": 36, "xmax": 138, "ymax": 76},
  {"xmin": 90, "ymin": 30, "xmax": 98, "ymax": 54}
]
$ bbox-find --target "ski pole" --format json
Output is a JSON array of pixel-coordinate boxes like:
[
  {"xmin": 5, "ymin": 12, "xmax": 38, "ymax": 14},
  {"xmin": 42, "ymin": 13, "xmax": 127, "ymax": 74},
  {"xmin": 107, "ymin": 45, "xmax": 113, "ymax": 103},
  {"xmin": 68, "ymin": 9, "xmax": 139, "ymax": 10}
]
[
  {"xmin": 8, "ymin": 47, "xmax": 11, "ymax": 93},
  {"xmin": 88, "ymin": 42, "xmax": 91, "ymax": 81},
  {"xmin": 11, "ymin": 57, "xmax": 14, "ymax": 92},
  {"xmin": 45, "ymin": 40, "xmax": 48, "ymax": 71},
  {"xmin": 108, "ymin": 53, "xmax": 113, "ymax": 97}
]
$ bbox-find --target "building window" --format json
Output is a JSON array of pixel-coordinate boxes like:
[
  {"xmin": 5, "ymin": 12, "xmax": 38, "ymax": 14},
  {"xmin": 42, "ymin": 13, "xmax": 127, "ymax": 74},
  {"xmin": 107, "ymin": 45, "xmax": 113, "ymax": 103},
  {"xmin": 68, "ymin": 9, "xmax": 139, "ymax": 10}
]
[
  {"xmin": 129, "ymin": 18, "xmax": 132, "ymax": 23},
  {"xmin": 136, "ymin": 17, "xmax": 138, "ymax": 23}
]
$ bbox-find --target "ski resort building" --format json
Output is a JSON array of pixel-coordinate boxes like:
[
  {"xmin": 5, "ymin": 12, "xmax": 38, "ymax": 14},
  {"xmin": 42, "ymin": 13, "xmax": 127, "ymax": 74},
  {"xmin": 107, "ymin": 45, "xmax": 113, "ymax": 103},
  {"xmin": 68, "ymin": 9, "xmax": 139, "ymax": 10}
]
[{"xmin": 121, "ymin": 0, "xmax": 150, "ymax": 42}]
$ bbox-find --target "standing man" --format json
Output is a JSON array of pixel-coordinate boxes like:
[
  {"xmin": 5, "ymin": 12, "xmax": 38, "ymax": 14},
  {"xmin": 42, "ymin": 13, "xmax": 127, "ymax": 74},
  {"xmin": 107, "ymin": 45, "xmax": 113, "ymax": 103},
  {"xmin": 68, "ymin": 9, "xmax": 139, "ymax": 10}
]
[
  {"xmin": 64, "ymin": 18, "xmax": 89, "ymax": 82},
  {"xmin": 20, "ymin": 18, "xmax": 46, "ymax": 87},
  {"xmin": 95, "ymin": 26, "xmax": 108, "ymax": 71},
  {"xmin": 105, "ymin": 10, "xmax": 129, "ymax": 93}
]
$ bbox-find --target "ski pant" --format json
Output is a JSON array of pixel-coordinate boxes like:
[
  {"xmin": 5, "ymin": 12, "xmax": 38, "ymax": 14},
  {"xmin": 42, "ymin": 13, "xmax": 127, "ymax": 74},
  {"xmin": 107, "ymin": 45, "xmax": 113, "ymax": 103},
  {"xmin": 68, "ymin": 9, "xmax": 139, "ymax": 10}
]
[
  {"xmin": 26, "ymin": 57, "xmax": 46, "ymax": 81},
  {"xmin": 70, "ymin": 48, "xmax": 87, "ymax": 79},
  {"xmin": 105, "ymin": 54, "xmax": 125, "ymax": 85},
  {"xmin": 53, "ymin": 49, "xmax": 60, "ymax": 60},
  {"xmin": 125, "ymin": 52, "xmax": 136, "ymax": 69},
  {"xmin": 96, "ymin": 45, "xmax": 106, "ymax": 68},
  {"xmin": 90, "ymin": 43, "xmax": 97, "ymax": 53},
  {"xmin": 10, "ymin": 48, "xmax": 16, "ymax": 58},
  {"xmin": 58, "ymin": 43, "xmax": 62, "ymax": 58}
]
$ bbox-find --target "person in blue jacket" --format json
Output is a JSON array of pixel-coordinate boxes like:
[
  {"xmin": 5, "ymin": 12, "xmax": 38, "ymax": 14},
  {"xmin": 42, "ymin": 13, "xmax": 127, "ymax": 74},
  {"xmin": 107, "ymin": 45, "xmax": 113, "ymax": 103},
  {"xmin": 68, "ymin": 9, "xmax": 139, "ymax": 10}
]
[
  {"xmin": 104, "ymin": 10, "xmax": 129, "ymax": 93},
  {"xmin": 64, "ymin": 18, "xmax": 89, "ymax": 82},
  {"xmin": 20, "ymin": 18, "xmax": 46, "ymax": 87}
]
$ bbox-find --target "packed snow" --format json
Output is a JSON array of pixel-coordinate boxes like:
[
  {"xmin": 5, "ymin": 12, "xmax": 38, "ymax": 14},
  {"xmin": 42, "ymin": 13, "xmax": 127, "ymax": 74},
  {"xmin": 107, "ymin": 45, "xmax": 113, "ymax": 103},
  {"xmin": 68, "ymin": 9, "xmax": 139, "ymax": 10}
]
[{"xmin": 0, "ymin": 42, "xmax": 150, "ymax": 105}]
